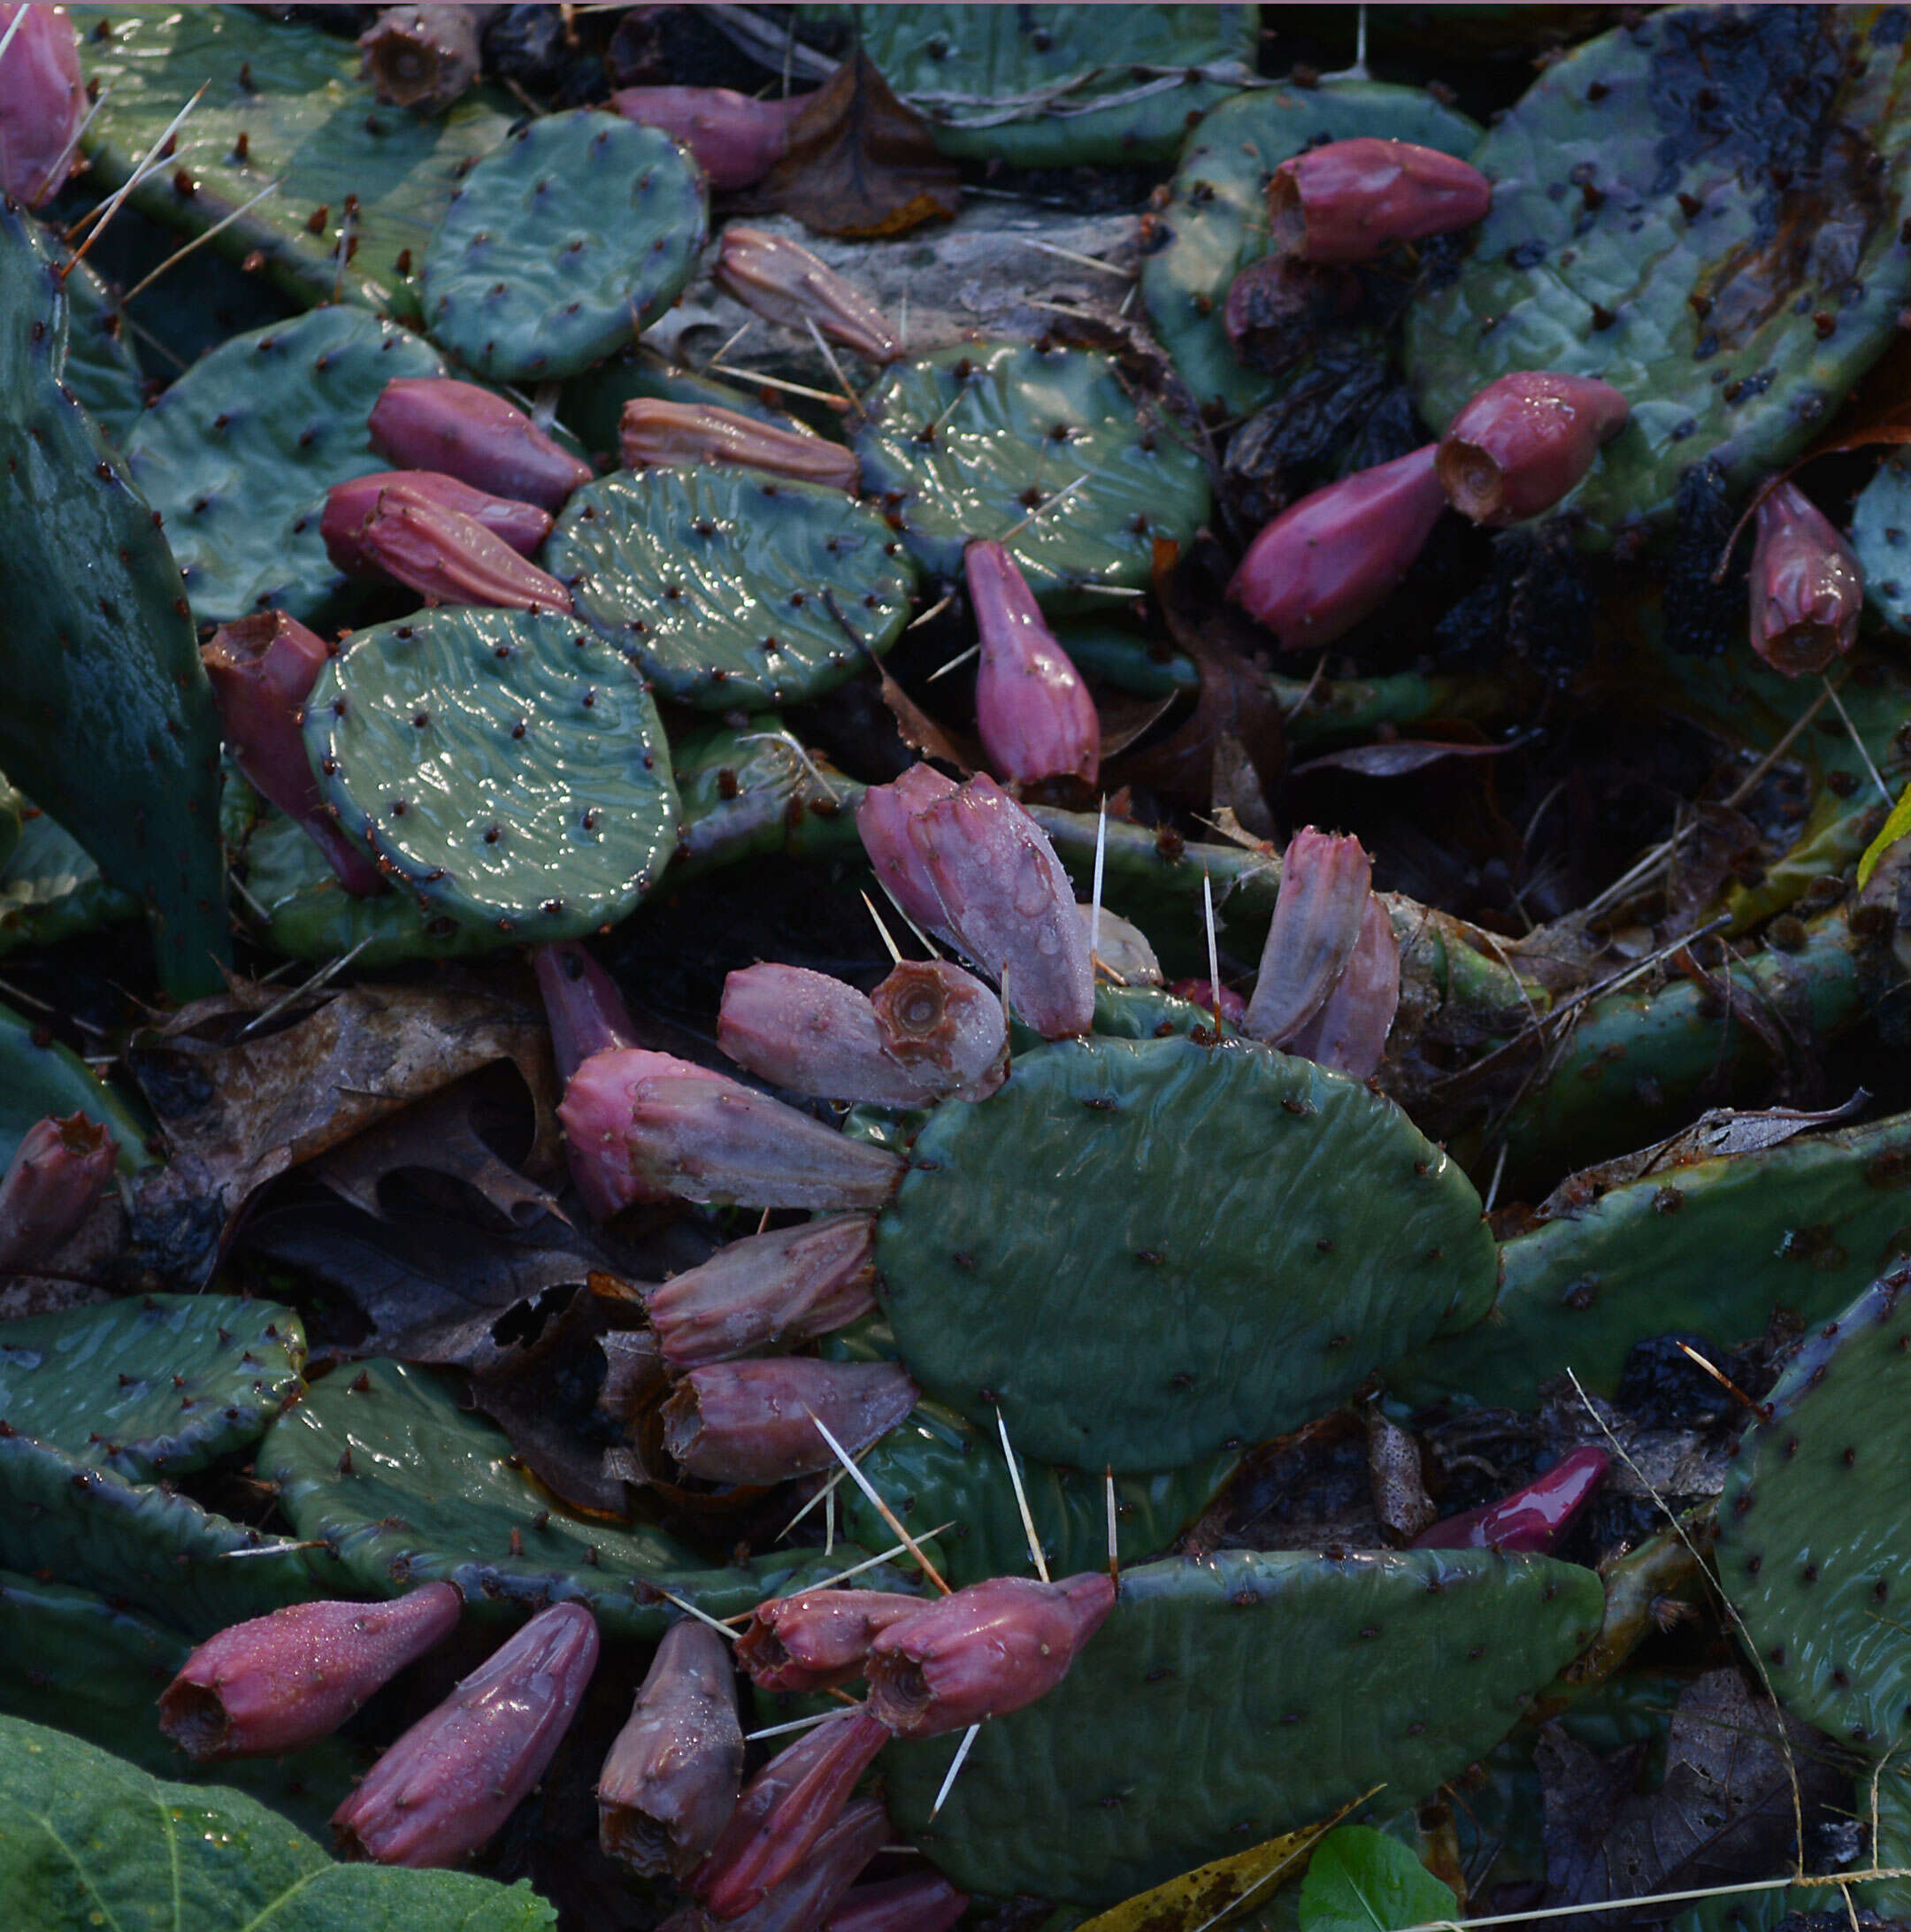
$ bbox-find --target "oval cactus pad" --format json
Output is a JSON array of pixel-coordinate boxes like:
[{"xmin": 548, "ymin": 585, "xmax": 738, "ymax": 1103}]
[
  {"xmin": 422, "ymin": 109, "xmax": 706, "ymax": 382},
  {"xmin": 1852, "ymin": 454, "xmax": 1911, "ymax": 633},
  {"xmin": 852, "ymin": 341, "xmax": 1211, "ymax": 597},
  {"xmin": 548, "ymin": 467, "xmax": 917, "ymax": 709},
  {"xmin": 303, "ymin": 607, "xmax": 679, "ymax": 942},
  {"xmin": 876, "ymin": 1032, "xmax": 1496, "ymax": 1472}
]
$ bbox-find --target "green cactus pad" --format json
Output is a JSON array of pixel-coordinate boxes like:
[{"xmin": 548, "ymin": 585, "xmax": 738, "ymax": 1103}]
[
  {"xmin": 1142, "ymin": 80, "xmax": 1483, "ymax": 418},
  {"xmin": 875, "ymin": 1033, "xmax": 1496, "ymax": 1472},
  {"xmin": 57, "ymin": 247, "xmax": 143, "ymax": 448},
  {"xmin": 422, "ymin": 110, "xmax": 706, "ymax": 384},
  {"xmin": 0, "ymin": 1000, "xmax": 150, "ymax": 1179},
  {"xmin": 1717, "ymin": 1268, "xmax": 1911, "ymax": 1752},
  {"xmin": 260, "ymin": 1358, "xmax": 862, "ymax": 1637},
  {"xmin": 851, "ymin": 341, "xmax": 1211, "ymax": 601},
  {"xmin": 670, "ymin": 717, "xmax": 859, "ymax": 878},
  {"xmin": 1852, "ymin": 456, "xmax": 1911, "ymax": 634},
  {"xmin": 0, "ymin": 1295, "xmax": 304, "ymax": 1484},
  {"xmin": 304, "ymin": 609, "xmax": 679, "ymax": 943},
  {"xmin": 1405, "ymin": 7, "xmax": 1911, "ymax": 547},
  {"xmin": 1394, "ymin": 1113, "xmax": 1911, "ymax": 1413},
  {"xmin": 126, "ymin": 307, "xmax": 447, "ymax": 629},
  {"xmin": 884, "ymin": 1546, "xmax": 1602, "ymax": 1905},
  {"xmin": 0, "ymin": 794, "xmax": 140, "ymax": 962},
  {"xmin": 548, "ymin": 469, "xmax": 917, "ymax": 710}
]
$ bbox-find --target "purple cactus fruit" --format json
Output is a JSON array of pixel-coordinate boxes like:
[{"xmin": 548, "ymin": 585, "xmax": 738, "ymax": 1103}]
[
  {"xmin": 1414, "ymin": 1445, "xmax": 1610, "ymax": 1554},
  {"xmin": 865, "ymin": 1573, "xmax": 1116, "ymax": 1738},
  {"xmin": 712, "ymin": 228, "xmax": 902, "ymax": 364},
  {"xmin": 322, "ymin": 471, "xmax": 551, "ymax": 577},
  {"xmin": 342, "ymin": 479, "xmax": 572, "ymax": 612},
  {"xmin": 0, "ymin": 2, "xmax": 83, "ymax": 206},
  {"xmin": 648, "ymin": 1213, "xmax": 876, "ymax": 1369},
  {"xmin": 0, "ymin": 1112, "xmax": 117, "ymax": 1274},
  {"xmin": 611, "ymin": 88, "xmax": 807, "ymax": 191},
  {"xmin": 698, "ymin": 1798, "xmax": 888, "ymax": 1932},
  {"xmin": 855, "ymin": 763, "xmax": 958, "ymax": 934},
  {"xmin": 827, "ymin": 1875, "xmax": 969, "ymax": 1932},
  {"xmin": 1223, "ymin": 252, "xmax": 1362, "ymax": 378},
  {"xmin": 534, "ymin": 940, "xmax": 638, "ymax": 1083},
  {"xmin": 735, "ymin": 1589, "xmax": 924, "ymax": 1696},
  {"xmin": 1282, "ymin": 894, "xmax": 1400, "ymax": 1080},
  {"xmin": 697, "ymin": 1708, "xmax": 891, "ymax": 1919},
  {"xmin": 369, "ymin": 377, "xmax": 594, "ymax": 512},
  {"xmin": 620, "ymin": 401, "xmax": 861, "ymax": 492},
  {"xmin": 1241, "ymin": 827, "xmax": 1373, "ymax": 1048},
  {"xmin": 1168, "ymin": 978, "xmax": 1248, "ymax": 1027},
  {"xmin": 1437, "ymin": 371, "xmax": 1630, "ymax": 526},
  {"xmin": 1749, "ymin": 480, "xmax": 1864, "ymax": 678},
  {"xmin": 660, "ymin": 1358, "xmax": 917, "ymax": 1485},
  {"xmin": 1267, "ymin": 137, "xmax": 1492, "ymax": 264},
  {"xmin": 557, "ymin": 1047, "xmax": 731, "ymax": 1216},
  {"xmin": 333, "ymin": 1600, "xmax": 599, "ymax": 1867},
  {"xmin": 157, "ymin": 1583, "xmax": 462, "ymax": 1763},
  {"xmin": 965, "ymin": 540, "xmax": 1100, "ymax": 787},
  {"xmin": 869, "ymin": 960, "xmax": 1007, "ymax": 1100},
  {"xmin": 599, "ymin": 1619, "xmax": 745, "ymax": 1880},
  {"xmin": 1227, "ymin": 444, "xmax": 1447, "ymax": 651},
  {"xmin": 357, "ymin": 4, "xmax": 487, "ymax": 112},
  {"xmin": 201, "ymin": 611, "xmax": 386, "ymax": 897}
]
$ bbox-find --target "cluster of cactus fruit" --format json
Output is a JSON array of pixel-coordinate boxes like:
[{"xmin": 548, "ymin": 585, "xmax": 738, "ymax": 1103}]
[{"xmin": 18, "ymin": 2, "xmax": 1911, "ymax": 1926}]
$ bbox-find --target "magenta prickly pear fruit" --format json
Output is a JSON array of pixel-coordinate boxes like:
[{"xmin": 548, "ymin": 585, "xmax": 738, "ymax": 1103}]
[
  {"xmin": 620, "ymin": 402, "xmax": 860, "ymax": 492},
  {"xmin": 855, "ymin": 763, "xmax": 958, "ymax": 935},
  {"xmin": 0, "ymin": 3, "xmax": 83, "ymax": 206},
  {"xmin": 0, "ymin": 1111, "xmax": 116, "ymax": 1274},
  {"xmin": 558, "ymin": 1048, "xmax": 727, "ymax": 1218},
  {"xmin": 1283, "ymin": 894, "xmax": 1401, "ymax": 1080},
  {"xmin": 611, "ymin": 88, "xmax": 806, "ymax": 191},
  {"xmin": 735, "ymin": 1589, "xmax": 923, "ymax": 1695},
  {"xmin": 1749, "ymin": 480, "xmax": 1864, "ymax": 678},
  {"xmin": 648, "ymin": 1213, "xmax": 876, "ymax": 1370},
  {"xmin": 696, "ymin": 1708, "xmax": 891, "ymax": 1919},
  {"xmin": 534, "ymin": 940, "xmax": 638, "ymax": 1084},
  {"xmin": 1243, "ymin": 827, "xmax": 1373, "ymax": 1048},
  {"xmin": 202, "ymin": 611, "xmax": 386, "ymax": 897},
  {"xmin": 599, "ymin": 1619, "xmax": 745, "ymax": 1881},
  {"xmin": 696, "ymin": 1798, "xmax": 887, "ymax": 1932},
  {"xmin": 1437, "ymin": 371, "xmax": 1630, "ymax": 526},
  {"xmin": 965, "ymin": 540, "xmax": 1100, "ymax": 787},
  {"xmin": 1223, "ymin": 252, "xmax": 1362, "ymax": 378},
  {"xmin": 1227, "ymin": 445, "xmax": 1447, "ymax": 650},
  {"xmin": 866, "ymin": 1573, "xmax": 1115, "ymax": 1738},
  {"xmin": 660, "ymin": 1358, "xmax": 917, "ymax": 1485},
  {"xmin": 157, "ymin": 1583, "xmax": 462, "ymax": 1763},
  {"xmin": 827, "ymin": 1875, "xmax": 969, "ymax": 1932},
  {"xmin": 339, "ymin": 479, "xmax": 572, "ymax": 612},
  {"xmin": 1169, "ymin": 978, "xmax": 1248, "ymax": 1026},
  {"xmin": 869, "ymin": 960, "xmax": 1007, "ymax": 1100},
  {"xmin": 322, "ymin": 471, "xmax": 551, "ymax": 575},
  {"xmin": 369, "ymin": 377, "xmax": 594, "ymax": 512},
  {"xmin": 357, "ymin": 4, "xmax": 487, "ymax": 112},
  {"xmin": 712, "ymin": 227, "xmax": 902, "ymax": 364},
  {"xmin": 1414, "ymin": 1445, "xmax": 1609, "ymax": 1554},
  {"xmin": 333, "ymin": 1600, "xmax": 599, "ymax": 1867},
  {"xmin": 1267, "ymin": 137, "xmax": 1492, "ymax": 264}
]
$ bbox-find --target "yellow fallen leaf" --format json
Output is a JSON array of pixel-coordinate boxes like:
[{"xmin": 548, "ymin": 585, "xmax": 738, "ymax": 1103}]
[{"xmin": 1857, "ymin": 781, "xmax": 1911, "ymax": 888}]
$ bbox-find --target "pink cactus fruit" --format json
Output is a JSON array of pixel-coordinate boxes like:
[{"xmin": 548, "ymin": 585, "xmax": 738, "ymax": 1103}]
[
  {"xmin": 556, "ymin": 1046, "xmax": 730, "ymax": 1216},
  {"xmin": 201, "ymin": 611, "xmax": 386, "ymax": 897},
  {"xmin": 855, "ymin": 763, "xmax": 958, "ymax": 935},
  {"xmin": 660, "ymin": 1358, "xmax": 917, "ymax": 1485},
  {"xmin": 340, "ymin": 479, "xmax": 572, "ymax": 612},
  {"xmin": 735, "ymin": 1588, "xmax": 925, "ymax": 1696},
  {"xmin": 534, "ymin": 939, "xmax": 638, "ymax": 1082},
  {"xmin": 322, "ymin": 471, "xmax": 551, "ymax": 576},
  {"xmin": 369, "ymin": 377, "xmax": 594, "ymax": 512},
  {"xmin": 826, "ymin": 1875, "xmax": 969, "ymax": 1932},
  {"xmin": 0, "ymin": 4, "xmax": 84, "ymax": 206},
  {"xmin": 1242, "ymin": 828, "xmax": 1373, "ymax": 1049},
  {"xmin": 158, "ymin": 1583, "xmax": 462, "ymax": 1763},
  {"xmin": 965, "ymin": 540, "xmax": 1099, "ymax": 787},
  {"xmin": 1227, "ymin": 444, "xmax": 1447, "ymax": 651},
  {"xmin": 1437, "ymin": 372, "xmax": 1630, "ymax": 526},
  {"xmin": 712, "ymin": 227, "xmax": 902, "ymax": 364},
  {"xmin": 1168, "ymin": 978, "xmax": 1248, "ymax": 1027},
  {"xmin": 1282, "ymin": 894, "xmax": 1401, "ymax": 1080},
  {"xmin": 0, "ymin": 1111, "xmax": 117, "ymax": 1274},
  {"xmin": 620, "ymin": 401, "xmax": 860, "ymax": 492},
  {"xmin": 333, "ymin": 1599, "xmax": 599, "ymax": 1867},
  {"xmin": 357, "ymin": 4, "xmax": 486, "ymax": 112},
  {"xmin": 1224, "ymin": 252, "xmax": 1362, "ymax": 376},
  {"xmin": 869, "ymin": 960, "xmax": 1008, "ymax": 1100},
  {"xmin": 599, "ymin": 1619, "xmax": 745, "ymax": 1880},
  {"xmin": 611, "ymin": 89, "xmax": 808, "ymax": 192},
  {"xmin": 690, "ymin": 1798, "xmax": 889, "ymax": 1932},
  {"xmin": 1267, "ymin": 137, "xmax": 1492, "ymax": 264},
  {"xmin": 1748, "ymin": 480, "xmax": 1864, "ymax": 678},
  {"xmin": 1414, "ymin": 1445, "xmax": 1610, "ymax": 1554},
  {"xmin": 864, "ymin": 1572, "xmax": 1117, "ymax": 1738}
]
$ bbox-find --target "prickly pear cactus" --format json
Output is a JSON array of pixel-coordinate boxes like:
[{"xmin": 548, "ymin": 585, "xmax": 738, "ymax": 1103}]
[
  {"xmin": 884, "ymin": 1545, "xmax": 1603, "ymax": 1905},
  {"xmin": 547, "ymin": 469, "xmax": 917, "ymax": 709},
  {"xmin": 0, "ymin": 1296, "xmax": 304, "ymax": 1483},
  {"xmin": 559, "ymin": 351, "xmax": 803, "ymax": 460},
  {"xmin": 126, "ymin": 307, "xmax": 447, "ymax": 629},
  {"xmin": 670, "ymin": 717, "xmax": 858, "ymax": 878},
  {"xmin": 0, "ymin": 797, "xmax": 139, "ymax": 962},
  {"xmin": 1142, "ymin": 80, "xmax": 1483, "ymax": 418},
  {"xmin": 303, "ymin": 608, "xmax": 680, "ymax": 943},
  {"xmin": 876, "ymin": 1033, "xmax": 1497, "ymax": 1472},
  {"xmin": 258, "ymin": 1359, "xmax": 858, "ymax": 1637},
  {"xmin": 1851, "ymin": 455, "xmax": 1911, "ymax": 634},
  {"xmin": 851, "ymin": 341, "xmax": 1211, "ymax": 599},
  {"xmin": 422, "ymin": 109, "xmax": 706, "ymax": 384},
  {"xmin": 55, "ymin": 244, "xmax": 143, "ymax": 447},
  {"xmin": 0, "ymin": 1000, "xmax": 149, "ymax": 1176},
  {"xmin": 1405, "ymin": 6, "xmax": 1911, "ymax": 546}
]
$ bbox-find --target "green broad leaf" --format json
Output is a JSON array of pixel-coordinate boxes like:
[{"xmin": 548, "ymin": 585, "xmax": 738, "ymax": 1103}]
[
  {"xmin": 0, "ymin": 1715, "xmax": 556, "ymax": 1932},
  {"xmin": 1858, "ymin": 782, "xmax": 1911, "ymax": 889},
  {"xmin": 1297, "ymin": 1827, "xmax": 1456, "ymax": 1932}
]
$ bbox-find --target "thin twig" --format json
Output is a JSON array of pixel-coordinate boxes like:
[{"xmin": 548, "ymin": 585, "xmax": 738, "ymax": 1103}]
[{"xmin": 1822, "ymin": 674, "xmax": 1892, "ymax": 805}]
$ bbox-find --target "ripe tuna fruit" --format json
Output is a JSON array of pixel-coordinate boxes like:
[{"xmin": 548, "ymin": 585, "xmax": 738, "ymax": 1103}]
[
  {"xmin": 712, "ymin": 227, "xmax": 903, "ymax": 364},
  {"xmin": 612, "ymin": 89, "xmax": 808, "ymax": 191},
  {"xmin": 0, "ymin": 3, "xmax": 84, "ymax": 206},
  {"xmin": 334, "ymin": 479, "xmax": 572, "ymax": 612},
  {"xmin": 1437, "ymin": 371, "xmax": 1630, "ymax": 525},
  {"xmin": 1748, "ymin": 481, "xmax": 1864, "ymax": 677},
  {"xmin": 321, "ymin": 471, "xmax": 551, "ymax": 574},
  {"xmin": 620, "ymin": 401, "xmax": 860, "ymax": 493},
  {"xmin": 966, "ymin": 540, "xmax": 1099, "ymax": 787},
  {"xmin": 1267, "ymin": 137, "xmax": 1492, "ymax": 264},
  {"xmin": 0, "ymin": 1111, "xmax": 117, "ymax": 1273},
  {"xmin": 369, "ymin": 377, "xmax": 594, "ymax": 511}
]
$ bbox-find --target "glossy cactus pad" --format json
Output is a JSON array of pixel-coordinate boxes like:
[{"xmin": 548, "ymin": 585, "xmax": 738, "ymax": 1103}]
[
  {"xmin": 548, "ymin": 468, "xmax": 917, "ymax": 709},
  {"xmin": 1406, "ymin": 5, "xmax": 1911, "ymax": 544},
  {"xmin": 851, "ymin": 341, "xmax": 1210, "ymax": 597},
  {"xmin": 422, "ymin": 109, "xmax": 706, "ymax": 383},
  {"xmin": 303, "ymin": 608, "xmax": 679, "ymax": 943},
  {"xmin": 875, "ymin": 1033, "xmax": 1497, "ymax": 1472}
]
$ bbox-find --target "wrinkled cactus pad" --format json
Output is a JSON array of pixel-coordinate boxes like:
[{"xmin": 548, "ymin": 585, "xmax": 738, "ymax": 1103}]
[
  {"xmin": 876, "ymin": 1032, "xmax": 1497, "ymax": 1472},
  {"xmin": 126, "ymin": 307, "xmax": 447, "ymax": 628},
  {"xmin": 548, "ymin": 468, "xmax": 917, "ymax": 709},
  {"xmin": 884, "ymin": 1545, "xmax": 1603, "ymax": 1905},
  {"xmin": 303, "ymin": 608, "xmax": 679, "ymax": 943},
  {"xmin": 423, "ymin": 108, "xmax": 706, "ymax": 383},
  {"xmin": 1851, "ymin": 454, "xmax": 1911, "ymax": 633},
  {"xmin": 852, "ymin": 341, "xmax": 1211, "ymax": 599},
  {"xmin": 1406, "ymin": 6, "xmax": 1911, "ymax": 545}
]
